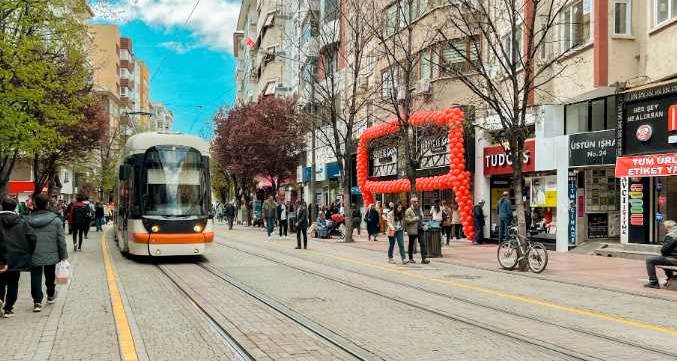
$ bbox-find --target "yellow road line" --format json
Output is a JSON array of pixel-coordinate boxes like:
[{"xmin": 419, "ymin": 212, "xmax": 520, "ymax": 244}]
[
  {"xmin": 297, "ymin": 248, "xmax": 677, "ymax": 336},
  {"xmin": 101, "ymin": 232, "xmax": 139, "ymax": 361}
]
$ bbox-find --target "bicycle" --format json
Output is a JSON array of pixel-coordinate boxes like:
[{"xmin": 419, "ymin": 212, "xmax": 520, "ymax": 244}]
[{"xmin": 497, "ymin": 226, "xmax": 548, "ymax": 273}]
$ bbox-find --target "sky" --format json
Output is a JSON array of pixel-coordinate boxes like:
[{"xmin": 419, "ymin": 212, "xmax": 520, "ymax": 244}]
[{"xmin": 90, "ymin": 0, "xmax": 241, "ymax": 138}]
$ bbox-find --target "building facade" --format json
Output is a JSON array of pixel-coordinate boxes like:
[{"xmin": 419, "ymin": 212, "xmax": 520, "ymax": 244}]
[{"xmin": 150, "ymin": 103, "xmax": 174, "ymax": 132}]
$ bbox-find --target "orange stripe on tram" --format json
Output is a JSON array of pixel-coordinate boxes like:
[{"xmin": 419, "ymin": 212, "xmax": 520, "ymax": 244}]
[{"xmin": 132, "ymin": 232, "xmax": 214, "ymax": 244}]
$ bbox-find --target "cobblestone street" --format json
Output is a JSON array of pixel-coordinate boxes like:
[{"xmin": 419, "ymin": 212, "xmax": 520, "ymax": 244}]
[{"xmin": 1, "ymin": 224, "xmax": 676, "ymax": 361}]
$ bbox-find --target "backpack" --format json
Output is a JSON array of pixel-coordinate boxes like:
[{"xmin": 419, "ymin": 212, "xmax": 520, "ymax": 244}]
[{"xmin": 73, "ymin": 204, "xmax": 90, "ymax": 226}]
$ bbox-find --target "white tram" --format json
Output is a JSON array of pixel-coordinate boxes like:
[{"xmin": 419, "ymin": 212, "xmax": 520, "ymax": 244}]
[{"xmin": 114, "ymin": 132, "xmax": 214, "ymax": 256}]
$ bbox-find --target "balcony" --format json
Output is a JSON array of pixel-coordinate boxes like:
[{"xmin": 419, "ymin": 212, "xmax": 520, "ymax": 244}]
[
  {"xmin": 120, "ymin": 78, "xmax": 134, "ymax": 89},
  {"xmin": 120, "ymin": 59, "xmax": 135, "ymax": 71}
]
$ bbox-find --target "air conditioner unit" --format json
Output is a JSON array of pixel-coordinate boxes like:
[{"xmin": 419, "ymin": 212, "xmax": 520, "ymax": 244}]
[{"xmin": 418, "ymin": 79, "xmax": 431, "ymax": 94}]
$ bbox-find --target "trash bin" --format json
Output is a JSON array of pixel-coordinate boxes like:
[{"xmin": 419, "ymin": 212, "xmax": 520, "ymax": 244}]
[{"xmin": 422, "ymin": 229, "xmax": 442, "ymax": 258}]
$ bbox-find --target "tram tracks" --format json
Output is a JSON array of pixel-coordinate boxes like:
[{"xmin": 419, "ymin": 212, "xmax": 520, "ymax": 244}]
[{"xmin": 214, "ymin": 241, "xmax": 677, "ymax": 361}]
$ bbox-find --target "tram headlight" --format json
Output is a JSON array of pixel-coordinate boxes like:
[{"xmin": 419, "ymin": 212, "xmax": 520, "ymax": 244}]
[
  {"xmin": 193, "ymin": 224, "xmax": 203, "ymax": 233},
  {"xmin": 151, "ymin": 225, "xmax": 160, "ymax": 233}
]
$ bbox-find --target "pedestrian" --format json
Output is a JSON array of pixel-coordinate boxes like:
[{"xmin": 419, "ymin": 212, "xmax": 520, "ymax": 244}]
[
  {"xmin": 644, "ymin": 220, "xmax": 677, "ymax": 289},
  {"xmin": 405, "ymin": 197, "xmax": 429, "ymax": 264},
  {"xmin": 441, "ymin": 201, "xmax": 453, "ymax": 245},
  {"xmin": 84, "ymin": 197, "xmax": 94, "ymax": 239},
  {"xmin": 451, "ymin": 203, "xmax": 462, "ymax": 240},
  {"xmin": 262, "ymin": 195, "xmax": 278, "ymax": 240},
  {"xmin": 68, "ymin": 194, "xmax": 90, "ymax": 252},
  {"xmin": 65, "ymin": 201, "xmax": 73, "ymax": 234},
  {"xmin": 295, "ymin": 200, "xmax": 308, "ymax": 249},
  {"xmin": 0, "ymin": 197, "xmax": 37, "ymax": 318},
  {"xmin": 28, "ymin": 194, "xmax": 68, "ymax": 313},
  {"xmin": 376, "ymin": 201, "xmax": 386, "ymax": 235},
  {"xmin": 498, "ymin": 191, "xmax": 512, "ymax": 241},
  {"xmin": 94, "ymin": 202, "xmax": 105, "ymax": 232},
  {"xmin": 278, "ymin": 201, "xmax": 288, "ymax": 239},
  {"xmin": 224, "ymin": 202, "xmax": 236, "ymax": 230},
  {"xmin": 366, "ymin": 203, "xmax": 380, "ymax": 241},
  {"xmin": 351, "ymin": 204, "xmax": 362, "ymax": 236},
  {"xmin": 472, "ymin": 200, "xmax": 486, "ymax": 244},
  {"xmin": 287, "ymin": 202, "xmax": 296, "ymax": 234},
  {"xmin": 386, "ymin": 202, "xmax": 406, "ymax": 264}
]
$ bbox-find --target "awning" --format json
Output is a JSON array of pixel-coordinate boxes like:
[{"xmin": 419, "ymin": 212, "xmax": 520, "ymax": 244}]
[
  {"xmin": 8, "ymin": 181, "xmax": 35, "ymax": 193},
  {"xmin": 326, "ymin": 161, "xmax": 340, "ymax": 179},
  {"xmin": 615, "ymin": 152, "xmax": 677, "ymax": 177}
]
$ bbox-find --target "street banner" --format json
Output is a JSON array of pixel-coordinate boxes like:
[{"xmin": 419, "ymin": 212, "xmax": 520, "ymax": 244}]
[{"xmin": 614, "ymin": 152, "xmax": 677, "ymax": 177}]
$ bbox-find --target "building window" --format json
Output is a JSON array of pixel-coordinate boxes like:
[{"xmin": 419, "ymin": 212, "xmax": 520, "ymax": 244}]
[
  {"xmin": 324, "ymin": 0, "xmax": 338, "ymax": 22},
  {"xmin": 613, "ymin": 0, "xmax": 632, "ymax": 35},
  {"xmin": 501, "ymin": 23, "xmax": 523, "ymax": 66},
  {"xmin": 564, "ymin": 95, "xmax": 616, "ymax": 134},
  {"xmin": 263, "ymin": 81, "xmax": 277, "ymax": 96},
  {"xmin": 654, "ymin": 0, "xmax": 677, "ymax": 26},
  {"xmin": 420, "ymin": 50, "xmax": 431, "ymax": 80},
  {"xmin": 561, "ymin": 0, "xmax": 591, "ymax": 52},
  {"xmin": 382, "ymin": 68, "xmax": 396, "ymax": 99}
]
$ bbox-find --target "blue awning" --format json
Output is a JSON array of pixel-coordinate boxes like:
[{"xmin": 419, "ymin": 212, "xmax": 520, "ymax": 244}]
[
  {"xmin": 303, "ymin": 167, "xmax": 312, "ymax": 183},
  {"xmin": 326, "ymin": 161, "xmax": 340, "ymax": 179}
]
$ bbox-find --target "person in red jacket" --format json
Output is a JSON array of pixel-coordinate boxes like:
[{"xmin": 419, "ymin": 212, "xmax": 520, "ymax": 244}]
[{"xmin": 67, "ymin": 194, "xmax": 90, "ymax": 252}]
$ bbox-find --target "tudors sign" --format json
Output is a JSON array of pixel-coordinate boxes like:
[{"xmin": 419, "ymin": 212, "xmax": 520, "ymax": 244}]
[
  {"xmin": 369, "ymin": 145, "xmax": 398, "ymax": 177},
  {"xmin": 483, "ymin": 139, "xmax": 535, "ymax": 176},
  {"xmin": 569, "ymin": 130, "xmax": 617, "ymax": 167}
]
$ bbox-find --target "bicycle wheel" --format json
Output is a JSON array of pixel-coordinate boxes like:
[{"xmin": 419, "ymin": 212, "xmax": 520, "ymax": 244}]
[
  {"xmin": 527, "ymin": 242, "xmax": 548, "ymax": 273},
  {"xmin": 497, "ymin": 241, "xmax": 519, "ymax": 270}
]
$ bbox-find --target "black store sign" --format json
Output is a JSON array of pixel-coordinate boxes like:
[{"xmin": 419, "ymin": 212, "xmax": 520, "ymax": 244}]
[
  {"xmin": 623, "ymin": 84, "xmax": 677, "ymax": 155},
  {"xmin": 569, "ymin": 130, "xmax": 617, "ymax": 166}
]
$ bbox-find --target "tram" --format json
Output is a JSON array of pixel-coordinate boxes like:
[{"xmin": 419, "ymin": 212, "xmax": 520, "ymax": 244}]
[{"xmin": 114, "ymin": 132, "xmax": 214, "ymax": 256}]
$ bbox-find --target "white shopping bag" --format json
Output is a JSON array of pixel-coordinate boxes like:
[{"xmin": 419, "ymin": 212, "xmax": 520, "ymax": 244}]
[{"xmin": 55, "ymin": 260, "xmax": 71, "ymax": 285}]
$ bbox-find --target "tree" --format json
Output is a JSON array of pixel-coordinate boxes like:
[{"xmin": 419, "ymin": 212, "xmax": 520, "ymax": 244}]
[
  {"xmin": 289, "ymin": 0, "xmax": 380, "ymax": 241},
  {"xmin": 212, "ymin": 97, "xmax": 304, "ymax": 196},
  {"xmin": 0, "ymin": 0, "xmax": 92, "ymax": 194},
  {"xmin": 432, "ymin": 0, "xmax": 578, "ymax": 247}
]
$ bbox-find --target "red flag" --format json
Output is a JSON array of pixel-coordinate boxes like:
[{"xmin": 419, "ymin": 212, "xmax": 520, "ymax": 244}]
[{"xmin": 244, "ymin": 37, "xmax": 255, "ymax": 47}]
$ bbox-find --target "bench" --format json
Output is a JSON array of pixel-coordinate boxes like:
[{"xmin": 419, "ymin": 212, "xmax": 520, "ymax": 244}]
[{"xmin": 657, "ymin": 266, "xmax": 677, "ymax": 291}]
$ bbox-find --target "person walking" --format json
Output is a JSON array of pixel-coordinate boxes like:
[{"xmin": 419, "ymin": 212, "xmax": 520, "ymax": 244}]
[
  {"xmin": 472, "ymin": 200, "xmax": 486, "ymax": 244},
  {"xmin": 84, "ymin": 197, "xmax": 94, "ymax": 239},
  {"xmin": 366, "ymin": 203, "xmax": 380, "ymax": 241},
  {"xmin": 645, "ymin": 220, "xmax": 677, "ymax": 288},
  {"xmin": 224, "ymin": 202, "xmax": 236, "ymax": 230},
  {"xmin": 287, "ymin": 202, "xmax": 296, "ymax": 234},
  {"xmin": 262, "ymin": 195, "xmax": 278, "ymax": 240},
  {"xmin": 278, "ymin": 201, "xmax": 288, "ymax": 239},
  {"xmin": 441, "ymin": 201, "xmax": 452, "ymax": 246},
  {"xmin": 386, "ymin": 202, "xmax": 406, "ymax": 264},
  {"xmin": 451, "ymin": 203, "xmax": 462, "ymax": 241},
  {"xmin": 498, "ymin": 192, "xmax": 512, "ymax": 241},
  {"xmin": 351, "ymin": 204, "xmax": 362, "ymax": 236},
  {"xmin": 94, "ymin": 202, "xmax": 105, "ymax": 232},
  {"xmin": 295, "ymin": 200, "xmax": 308, "ymax": 249},
  {"xmin": 0, "ymin": 197, "xmax": 37, "ymax": 318},
  {"xmin": 68, "ymin": 194, "xmax": 90, "ymax": 252},
  {"xmin": 28, "ymin": 194, "xmax": 68, "ymax": 313},
  {"xmin": 405, "ymin": 197, "xmax": 429, "ymax": 264}
]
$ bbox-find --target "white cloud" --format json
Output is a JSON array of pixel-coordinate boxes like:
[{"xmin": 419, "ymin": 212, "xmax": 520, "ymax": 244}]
[
  {"xmin": 92, "ymin": 0, "xmax": 240, "ymax": 52},
  {"xmin": 159, "ymin": 41, "xmax": 198, "ymax": 53}
]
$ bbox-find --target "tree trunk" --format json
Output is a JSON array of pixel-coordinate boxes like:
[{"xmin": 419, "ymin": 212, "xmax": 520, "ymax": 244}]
[
  {"xmin": 511, "ymin": 137, "xmax": 528, "ymax": 271},
  {"xmin": 0, "ymin": 151, "xmax": 18, "ymax": 196},
  {"xmin": 342, "ymin": 185, "xmax": 353, "ymax": 243},
  {"xmin": 403, "ymin": 125, "xmax": 418, "ymax": 197}
]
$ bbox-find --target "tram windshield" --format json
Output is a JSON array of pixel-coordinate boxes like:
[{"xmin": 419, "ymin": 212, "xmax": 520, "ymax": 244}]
[{"xmin": 142, "ymin": 146, "xmax": 209, "ymax": 217}]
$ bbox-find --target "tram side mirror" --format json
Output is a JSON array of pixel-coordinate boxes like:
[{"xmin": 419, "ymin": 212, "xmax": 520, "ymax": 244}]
[{"xmin": 119, "ymin": 165, "xmax": 130, "ymax": 180}]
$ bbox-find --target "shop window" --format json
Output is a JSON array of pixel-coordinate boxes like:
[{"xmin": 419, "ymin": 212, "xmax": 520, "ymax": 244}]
[
  {"xmin": 564, "ymin": 95, "xmax": 616, "ymax": 134},
  {"xmin": 613, "ymin": 0, "xmax": 632, "ymax": 35}
]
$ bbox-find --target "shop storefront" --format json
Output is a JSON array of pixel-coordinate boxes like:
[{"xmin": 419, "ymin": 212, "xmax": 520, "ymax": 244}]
[
  {"xmin": 616, "ymin": 81, "xmax": 677, "ymax": 244},
  {"xmin": 483, "ymin": 139, "xmax": 551, "ymax": 240},
  {"xmin": 568, "ymin": 130, "xmax": 620, "ymax": 244}
]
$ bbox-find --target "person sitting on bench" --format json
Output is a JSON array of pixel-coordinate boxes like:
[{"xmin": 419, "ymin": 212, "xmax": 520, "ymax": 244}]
[{"xmin": 645, "ymin": 220, "xmax": 677, "ymax": 289}]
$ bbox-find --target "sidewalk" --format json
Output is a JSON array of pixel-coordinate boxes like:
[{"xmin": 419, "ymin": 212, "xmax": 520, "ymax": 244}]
[{"xmin": 219, "ymin": 223, "xmax": 675, "ymax": 301}]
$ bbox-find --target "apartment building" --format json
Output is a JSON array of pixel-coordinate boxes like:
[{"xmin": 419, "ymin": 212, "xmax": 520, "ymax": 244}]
[{"xmin": 150, "ymin": 103, "xmax": 174, "ymax": 132}]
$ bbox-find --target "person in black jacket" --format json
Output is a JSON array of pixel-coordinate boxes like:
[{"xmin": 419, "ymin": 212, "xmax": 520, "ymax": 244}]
[
  {"xmin": 0, "ymin": 197, "xmax": 37, "ymax": 318},
  {"xmin": 645, "ymin": 220, "xmax": 677, "ymax": 289}
]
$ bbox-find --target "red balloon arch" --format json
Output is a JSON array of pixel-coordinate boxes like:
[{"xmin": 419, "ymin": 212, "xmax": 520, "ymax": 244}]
[{"xmin": 356, "ymin": 108, "xmax": 475, "ymax": 240}]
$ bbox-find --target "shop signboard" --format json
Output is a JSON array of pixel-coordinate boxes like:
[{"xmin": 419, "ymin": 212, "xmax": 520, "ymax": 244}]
[
  {"xmin": 619, "ymin": 177, "xmax": 629, "ymax": 243},
  {"xmin": 587, "ymin": 213, "xmax": 609, "ymax": 239},
  {"xmin": 569, "ymin": 130, "xmax": 617, "ymax": 166},
  {"xmin": 627, "ymin": 177, "xmax": 650, "ymax": 244},
  {"xmin": 568, "ymin": 172, "xmax": 577, "ymax": 245},
  {"xmin": 622, "ymin": 87, "xmax": 677, "ymax": 155},
  {"xmin": 614, "ymin": 152, "xmax": 677, "ymax": 177},
  {"xmin": 529, "ymin": 175, "xmax": 557, "ymax": 208},
  {"xmin": 369, "ymin": 145, "xmax": 398, "ymax": 177},
  {"xmin": 483, "ymin": 139, "xmax": 535, "ymax": 176},
  {"xmin": 416, "ymin": 130, "xmax": 449, "ymax": 170}
]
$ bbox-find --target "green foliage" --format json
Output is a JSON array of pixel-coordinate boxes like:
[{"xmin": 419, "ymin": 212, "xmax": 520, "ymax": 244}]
[{"xmin": 0, "ymin": 0, "xmax": 93, "ymax": 191}]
